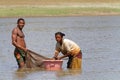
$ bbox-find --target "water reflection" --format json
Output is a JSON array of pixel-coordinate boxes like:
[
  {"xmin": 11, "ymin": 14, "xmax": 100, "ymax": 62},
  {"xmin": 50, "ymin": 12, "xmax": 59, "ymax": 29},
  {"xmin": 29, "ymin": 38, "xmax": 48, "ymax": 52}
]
[
  {"xmin": 14, "ymin": 68, "xmax": 44, "ymax": 80},
  {"xmin": 15, "ymin": 70, "xmax": 27, "ymax": 80},
  {"xmin": 56, "ymin": 69, "xmax": 82, "ymax": 77},
  {"xmin": 14, "ymin": 67, "xmax": 82, "ymax": 80}
]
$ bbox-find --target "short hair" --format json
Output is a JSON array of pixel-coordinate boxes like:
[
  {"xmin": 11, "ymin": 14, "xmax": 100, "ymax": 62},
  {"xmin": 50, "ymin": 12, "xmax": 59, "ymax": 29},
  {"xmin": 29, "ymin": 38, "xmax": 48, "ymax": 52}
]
[
  {"xmin": 17, "ymin": 18, "xmax": 25, "ymax": 24},
  {"xmin": 55, "ymin": 32, "xmax": 65, "ymax": 37}
]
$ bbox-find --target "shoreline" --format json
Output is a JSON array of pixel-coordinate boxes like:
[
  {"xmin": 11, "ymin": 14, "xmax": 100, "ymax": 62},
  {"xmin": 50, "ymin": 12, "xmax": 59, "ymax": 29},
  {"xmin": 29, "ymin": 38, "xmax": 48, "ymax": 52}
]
[
  {"xmin": 0, "ymin": 3, "xmax": 120, "ymax": 18},
  {"xmin": 1, "ymin": 13, "xmax": 120, "ymax": 18}
]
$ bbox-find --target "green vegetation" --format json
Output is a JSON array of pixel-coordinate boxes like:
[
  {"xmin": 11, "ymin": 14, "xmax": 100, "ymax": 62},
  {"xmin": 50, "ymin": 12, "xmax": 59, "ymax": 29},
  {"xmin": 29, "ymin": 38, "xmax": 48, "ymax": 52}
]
[{"xmin": 0, "ymin": 0, "xmax": 120, "ymax": 17}]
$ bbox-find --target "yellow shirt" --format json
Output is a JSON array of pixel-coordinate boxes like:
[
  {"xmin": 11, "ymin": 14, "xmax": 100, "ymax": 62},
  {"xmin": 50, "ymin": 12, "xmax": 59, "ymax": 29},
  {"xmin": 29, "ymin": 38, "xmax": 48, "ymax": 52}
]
[{"xmin": 55, "ymin": 39, "xmax": 81, "ymax": 56}]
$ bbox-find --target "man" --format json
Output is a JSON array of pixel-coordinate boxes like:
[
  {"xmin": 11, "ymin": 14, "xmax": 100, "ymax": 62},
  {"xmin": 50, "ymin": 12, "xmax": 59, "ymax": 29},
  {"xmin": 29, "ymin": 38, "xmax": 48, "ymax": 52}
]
[{"xmin": 12, "ymin": 18, "xmax": 27, "ymax": 68}]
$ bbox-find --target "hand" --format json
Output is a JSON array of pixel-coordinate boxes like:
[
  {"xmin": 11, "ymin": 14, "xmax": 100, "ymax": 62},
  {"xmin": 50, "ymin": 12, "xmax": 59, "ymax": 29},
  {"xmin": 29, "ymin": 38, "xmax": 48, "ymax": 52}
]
[
  {"xmin": 57, "ymin": 57, "xmax": 62, "ymax": 60},
  {"xmin": 23, "ymin": 48, "xmax": 28, "ymax": 53},
  {"xmin": 52, "ymin": 56, "xmax": 58, "ymax": 60},
  {"xmin": 51, "ymin": 58, "xmax": 56, "ymax": 60}
]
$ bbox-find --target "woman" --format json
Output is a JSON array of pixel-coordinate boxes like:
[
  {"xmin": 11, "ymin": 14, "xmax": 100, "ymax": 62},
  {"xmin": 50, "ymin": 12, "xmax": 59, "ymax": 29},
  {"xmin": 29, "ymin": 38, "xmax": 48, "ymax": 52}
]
[{"xmin": 53, "ymin": 32, "xmax": 82, "ymax": 69}]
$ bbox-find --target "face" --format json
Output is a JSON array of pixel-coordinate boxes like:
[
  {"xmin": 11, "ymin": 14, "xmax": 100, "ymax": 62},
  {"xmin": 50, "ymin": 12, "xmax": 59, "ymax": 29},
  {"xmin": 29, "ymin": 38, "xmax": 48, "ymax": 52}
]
[
  {"xmin": 17, "ymin": 20, "xmax": 25, "ymax": 29},
  {"xmin": 55, "ymin": 34, "xmax": 62, "ymax": 43}
]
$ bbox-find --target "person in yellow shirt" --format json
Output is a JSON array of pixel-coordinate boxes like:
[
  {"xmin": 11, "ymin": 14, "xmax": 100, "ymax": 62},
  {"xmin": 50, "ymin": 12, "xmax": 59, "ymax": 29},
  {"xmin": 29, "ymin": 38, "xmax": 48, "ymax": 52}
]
[{"xmin": 53, "ymin": 32, "xmax": 82, "ymax": 69}]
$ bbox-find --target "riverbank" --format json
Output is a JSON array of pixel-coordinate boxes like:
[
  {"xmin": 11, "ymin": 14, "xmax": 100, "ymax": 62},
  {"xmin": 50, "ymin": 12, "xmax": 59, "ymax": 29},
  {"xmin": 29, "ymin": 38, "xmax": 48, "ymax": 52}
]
[{"xmin": 0, "ymin": 0, "xmax": 120, "ymax": 17}]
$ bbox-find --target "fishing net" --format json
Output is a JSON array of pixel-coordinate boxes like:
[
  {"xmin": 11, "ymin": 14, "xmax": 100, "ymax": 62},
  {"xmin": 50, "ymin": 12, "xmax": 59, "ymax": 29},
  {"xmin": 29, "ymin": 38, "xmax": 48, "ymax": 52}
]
[{"xmin": 25, "ymin": 49, "xmax": 50, "ymax": 68}]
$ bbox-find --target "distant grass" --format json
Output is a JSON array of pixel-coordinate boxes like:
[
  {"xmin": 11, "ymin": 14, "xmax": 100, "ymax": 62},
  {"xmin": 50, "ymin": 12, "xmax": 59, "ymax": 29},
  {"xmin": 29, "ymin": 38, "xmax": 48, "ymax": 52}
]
[
  {"xmin": 0, "ymin": 0, "xmax": 120, "ymax": 5},
  {"xmin": 0, "ymin": 6, "xmax": 120, "ymax": 17},
  {"xmin": 0, "ymin": 0, "xmax": 120, "ymax": 17}
]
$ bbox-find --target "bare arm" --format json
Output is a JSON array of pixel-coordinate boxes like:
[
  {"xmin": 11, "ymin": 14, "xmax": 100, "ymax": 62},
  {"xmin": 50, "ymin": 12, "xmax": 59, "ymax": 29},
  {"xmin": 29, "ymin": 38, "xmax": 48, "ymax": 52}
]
[
  {"xmin": 12, "ymin": 28, "xmax": 27, "ymax": 52},
  {"xmin": 58, "ymin": 52, "xmax": 70, "ymax": 60},
  {"xmin": 53, "ymin": 50, "xmax": 70, "ymax": 60},
  {"xmin": 53, "ymin": 50, "xmax": 59, "ymax": 60}
]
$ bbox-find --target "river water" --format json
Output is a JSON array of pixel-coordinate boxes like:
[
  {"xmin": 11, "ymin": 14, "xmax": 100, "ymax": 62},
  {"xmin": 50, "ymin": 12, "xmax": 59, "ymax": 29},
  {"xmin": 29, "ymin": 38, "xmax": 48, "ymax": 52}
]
[{"xmin": 0, "ymin": 16, "xmax": 120, "ymax": 80}]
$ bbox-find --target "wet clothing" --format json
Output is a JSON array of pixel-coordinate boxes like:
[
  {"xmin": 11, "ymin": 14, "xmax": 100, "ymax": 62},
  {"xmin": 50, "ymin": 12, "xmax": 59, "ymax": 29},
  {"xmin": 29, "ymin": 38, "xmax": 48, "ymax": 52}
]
[
  {"xmin": 67, "ymin": 51, "xmax": 82, "ymax": 69},
  {"xmin": 55, "ymin": 39, "xmax": 82, "ymax": 69},
  {"xmin": 14, "ymin": 48, "xmax": 26, "ymax": 68}
]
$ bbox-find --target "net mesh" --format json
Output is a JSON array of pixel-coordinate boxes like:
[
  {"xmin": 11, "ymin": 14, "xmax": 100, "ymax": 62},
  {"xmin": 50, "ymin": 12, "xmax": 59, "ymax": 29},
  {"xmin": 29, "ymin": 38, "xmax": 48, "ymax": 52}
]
[{"xmin": 25, "ymin": 49, "xmax": 50, "ymax": 68}]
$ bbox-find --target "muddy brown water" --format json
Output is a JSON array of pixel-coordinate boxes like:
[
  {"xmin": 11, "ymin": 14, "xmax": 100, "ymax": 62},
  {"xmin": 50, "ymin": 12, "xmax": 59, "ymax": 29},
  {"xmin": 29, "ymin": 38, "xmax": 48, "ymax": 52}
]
[{"xmin": 0, "ymin": 16, "xmax": 120, "ymax": 80}]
